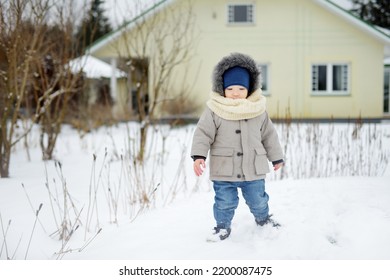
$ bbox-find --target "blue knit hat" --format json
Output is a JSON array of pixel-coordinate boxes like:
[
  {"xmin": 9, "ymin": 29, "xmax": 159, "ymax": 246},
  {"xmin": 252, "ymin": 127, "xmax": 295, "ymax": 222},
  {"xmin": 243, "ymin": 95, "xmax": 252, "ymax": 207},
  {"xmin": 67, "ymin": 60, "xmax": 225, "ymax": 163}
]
[{"xmin": 223, "ymin": 66, "xmax": 250, "ymax": 90}]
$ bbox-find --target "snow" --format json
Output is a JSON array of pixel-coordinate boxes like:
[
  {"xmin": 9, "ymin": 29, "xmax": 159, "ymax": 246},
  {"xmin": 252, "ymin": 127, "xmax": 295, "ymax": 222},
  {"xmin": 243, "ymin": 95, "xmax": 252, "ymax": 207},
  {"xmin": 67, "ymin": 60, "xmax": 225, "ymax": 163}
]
[
  {"xmin": 67, "ymin": 177, "xmax": 390, "ymax": 260},
  {"xmin": 1, "ymin": 121, "xmax": 390, "ymax": 262},
  {"xmin": 68, "ymin": 55, "xmax": 127, "ymax": 79}
]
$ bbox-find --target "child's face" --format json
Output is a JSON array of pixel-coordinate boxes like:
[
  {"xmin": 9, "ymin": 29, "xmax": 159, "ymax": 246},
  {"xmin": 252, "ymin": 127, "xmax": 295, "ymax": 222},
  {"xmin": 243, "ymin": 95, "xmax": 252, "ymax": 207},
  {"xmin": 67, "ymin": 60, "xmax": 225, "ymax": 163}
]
[{"xmin": 224, "ymin": 85, "xmax": 248, "ymax": 99}]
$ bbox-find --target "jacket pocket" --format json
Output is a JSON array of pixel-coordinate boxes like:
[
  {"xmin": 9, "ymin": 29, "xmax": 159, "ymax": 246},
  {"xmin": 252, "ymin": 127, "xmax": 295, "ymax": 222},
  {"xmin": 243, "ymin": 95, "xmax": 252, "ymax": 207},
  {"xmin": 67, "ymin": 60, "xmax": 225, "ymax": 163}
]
[
  {"xmin": 210, "ymin": 147, "xmax": 234, "ymax": 177},
  {"xmin": 254, "ymin": 147, "xmax": 270, "ymax": 175}
]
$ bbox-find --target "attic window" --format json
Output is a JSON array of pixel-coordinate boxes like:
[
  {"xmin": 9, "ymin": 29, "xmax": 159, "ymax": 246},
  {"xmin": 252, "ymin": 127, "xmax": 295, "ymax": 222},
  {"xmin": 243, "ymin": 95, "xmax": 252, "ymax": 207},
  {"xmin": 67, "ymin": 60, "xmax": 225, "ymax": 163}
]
[
  {"xmin": 312, "ymin": 63, "xmax": 349, "ymax": 95},
  {"xmin": 228, "ymin": 4, "xmax": 254, "ymax": 24}
]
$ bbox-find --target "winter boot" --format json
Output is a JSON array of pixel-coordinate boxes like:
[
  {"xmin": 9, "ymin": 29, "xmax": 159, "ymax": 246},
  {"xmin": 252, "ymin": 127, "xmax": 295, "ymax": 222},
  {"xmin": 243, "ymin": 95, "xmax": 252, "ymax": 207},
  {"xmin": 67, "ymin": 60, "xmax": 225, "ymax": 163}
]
[
  {"xmin": 256, "ymin": 214, "xmax": 281, "ymax": 228},
  {"xmin": 206, "ymin": 227, "xmax": 231, "ymax": 242}
]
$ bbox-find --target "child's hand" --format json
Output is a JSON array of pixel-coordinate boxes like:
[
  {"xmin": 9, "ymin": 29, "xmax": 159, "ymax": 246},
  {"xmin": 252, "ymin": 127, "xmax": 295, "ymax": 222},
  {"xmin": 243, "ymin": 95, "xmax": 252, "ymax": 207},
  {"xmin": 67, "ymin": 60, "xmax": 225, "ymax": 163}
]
[
  {"xmin": 194, "ymin": 159, "xmax": 206, "ymax": 176},
  {"xmin": 273, "ymin": 162, "xmax": 283, "ymax": 171}
]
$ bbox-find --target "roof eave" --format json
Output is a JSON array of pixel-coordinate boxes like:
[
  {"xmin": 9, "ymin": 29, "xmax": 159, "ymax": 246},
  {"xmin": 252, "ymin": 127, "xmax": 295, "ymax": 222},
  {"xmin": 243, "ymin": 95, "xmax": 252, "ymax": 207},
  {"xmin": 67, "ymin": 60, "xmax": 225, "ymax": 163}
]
[
  {"xmin": 86, "ymin": 27, "xmax": 123, "ymax": 55},
  {"xmin": 312, "ymin": 0, "xmax": 390, "ymax": 45},
  {"xmin": 86, "ymin": 0, "xmax": 172, "ymax": 55}
]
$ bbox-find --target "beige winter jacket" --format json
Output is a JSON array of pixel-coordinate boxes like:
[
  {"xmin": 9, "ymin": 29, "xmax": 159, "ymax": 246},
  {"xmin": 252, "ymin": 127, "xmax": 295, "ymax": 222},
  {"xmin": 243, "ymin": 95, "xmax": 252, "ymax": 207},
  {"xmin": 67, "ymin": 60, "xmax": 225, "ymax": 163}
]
[{"xmin": 191, "ymin": 91, "xmax": 284, "ymax": 182}]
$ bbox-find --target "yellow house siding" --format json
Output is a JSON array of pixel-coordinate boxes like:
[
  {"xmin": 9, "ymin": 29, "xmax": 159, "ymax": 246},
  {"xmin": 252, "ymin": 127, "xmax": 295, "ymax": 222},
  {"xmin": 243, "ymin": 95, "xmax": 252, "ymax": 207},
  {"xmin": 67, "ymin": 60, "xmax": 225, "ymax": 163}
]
[
  {"xmin": 183, "ymin": 0, "xmax": 387, "ymax": 119},
  {"xmin": 301, "ymin": 0, "xmax": 384, "ymax": 118},
  {"xmin": 90, "ymin": 0, "xmax": 388, "ymax": 119}
]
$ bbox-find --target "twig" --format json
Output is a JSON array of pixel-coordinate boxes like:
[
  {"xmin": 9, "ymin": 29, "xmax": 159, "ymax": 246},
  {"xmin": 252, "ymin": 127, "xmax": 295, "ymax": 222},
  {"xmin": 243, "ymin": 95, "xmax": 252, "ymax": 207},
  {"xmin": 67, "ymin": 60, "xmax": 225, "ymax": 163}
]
[
  {"xmin": 78, "ymin": 228, "xmax": 102, "ymax": 252},
  {"xmin": 24, "ymin": 203, "xmax": 43, "ymax": 260},
  {"xmin": 55, "ymin": 227, "xmax": 102, "ymax": 259},
  {"xmin": 0, "ymin": 213, "xmax": 11, "ymax": 259},
  {"xmin": 44, "ymin": 163, "xmax": 60, "ymax": 230},
  {"xmin": 11, "ymin": 235, "xmax": 23, "ymax": 260},
  {"xmin": 21, "ymin": 183, "xmax": 47, "ymax": 233},
  {"xmin": 129, "ymin": 185, "xmax": 159, "ymax": 223}
]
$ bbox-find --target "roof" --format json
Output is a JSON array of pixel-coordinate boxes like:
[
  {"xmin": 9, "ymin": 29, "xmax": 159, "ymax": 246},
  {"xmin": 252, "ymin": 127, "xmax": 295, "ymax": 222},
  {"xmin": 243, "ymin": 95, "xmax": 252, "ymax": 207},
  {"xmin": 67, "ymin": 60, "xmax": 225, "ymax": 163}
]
[
  {"xmin": 314, "ymin": 0, "xmax": 390, "ymax": 44},
  {"xmin": 69, "ymin": 55, "xmax": 127, "ymax": 79},
  {"xmin": 87, "ymin": 0, "xmax": 390, "ymax": 56},
  {"xmin": 87, "ymin": 0, "xmax": 170, "ymax": 54}
]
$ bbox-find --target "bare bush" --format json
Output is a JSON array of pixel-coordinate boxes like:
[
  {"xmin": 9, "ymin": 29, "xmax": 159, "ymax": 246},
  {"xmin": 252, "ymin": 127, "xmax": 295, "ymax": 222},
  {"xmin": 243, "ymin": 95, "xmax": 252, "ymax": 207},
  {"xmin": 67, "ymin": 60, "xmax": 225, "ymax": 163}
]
[
  {"xmin": 105, "ymin": 0, "xmax": 199, "ymax": 162},
  {"xmin": 269, "ymin": 121, "xmax": 389, "ymax": 180},
  {"xmin": 0, "ymin": 0, "xmax": 84, "ymax": 176}
]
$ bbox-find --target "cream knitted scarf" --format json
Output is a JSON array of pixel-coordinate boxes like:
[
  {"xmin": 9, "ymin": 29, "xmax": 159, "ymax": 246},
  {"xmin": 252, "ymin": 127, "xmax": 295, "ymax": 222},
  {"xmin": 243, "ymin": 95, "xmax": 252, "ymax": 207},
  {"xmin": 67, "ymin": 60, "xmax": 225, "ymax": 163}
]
[{"xmin": 206, "ymin": 89, "xmax": 266, "ymax": 120}]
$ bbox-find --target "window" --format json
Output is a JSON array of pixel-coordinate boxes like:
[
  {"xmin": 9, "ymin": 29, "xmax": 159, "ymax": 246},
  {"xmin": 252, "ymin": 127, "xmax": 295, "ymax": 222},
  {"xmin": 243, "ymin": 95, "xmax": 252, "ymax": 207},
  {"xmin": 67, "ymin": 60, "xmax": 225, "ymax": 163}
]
[
  {"xmin": 259, "ymin": 64, "xmax": 269, "ymax": 93},
  {"xmin": 384, "ymin": 67, "xmax": 390, "ymax": 114},
  {"xmin": 228, "ymin": 4, "xmax": 254, "ymax": 24},
  {"xmin": 312, "ymin": 63, "xmax": 349, "ymax": 94}
]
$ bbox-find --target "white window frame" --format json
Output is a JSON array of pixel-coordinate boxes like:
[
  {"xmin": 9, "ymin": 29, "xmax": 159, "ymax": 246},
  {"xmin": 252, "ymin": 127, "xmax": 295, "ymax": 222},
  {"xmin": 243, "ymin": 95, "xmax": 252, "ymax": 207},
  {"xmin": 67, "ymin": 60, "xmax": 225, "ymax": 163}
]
[
  {"xmin": 311, "ymin": 63, "xmax": 350, "ymax": 96},
  {"xmin": 258, "ymin": 63, "xmax": 270, "ymax": 95},
  {"xmin": 227, "ymin": 3, "xmax": 255, "ymax": 25},
  {"xmin": 384, "ymin": 66, "xmax": 390, "ymax": 114}
]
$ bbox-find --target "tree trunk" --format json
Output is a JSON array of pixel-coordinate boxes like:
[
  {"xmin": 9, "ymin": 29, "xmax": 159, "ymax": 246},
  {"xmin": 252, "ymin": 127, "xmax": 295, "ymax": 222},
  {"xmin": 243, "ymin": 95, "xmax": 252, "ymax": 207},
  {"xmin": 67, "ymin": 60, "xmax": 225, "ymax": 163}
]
[
  {"xmin": 0, "ymin": 120, "xmax": 11, "ymax": 178},
  {"xmin": 138, "ymin": 123, "xmax": 148, "ymax": 163},
  {"xmin": 0, "ymin": 150, "xmax": 10, "ymax": 178}
]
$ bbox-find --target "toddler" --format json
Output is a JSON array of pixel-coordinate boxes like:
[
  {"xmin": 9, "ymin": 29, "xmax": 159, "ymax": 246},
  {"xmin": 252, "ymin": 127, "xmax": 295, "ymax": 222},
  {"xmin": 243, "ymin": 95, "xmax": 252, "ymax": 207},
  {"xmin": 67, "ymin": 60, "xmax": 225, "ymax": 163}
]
[{"xmin": 191, "ymin": 52, "xmax": 284, "ymax": 242}]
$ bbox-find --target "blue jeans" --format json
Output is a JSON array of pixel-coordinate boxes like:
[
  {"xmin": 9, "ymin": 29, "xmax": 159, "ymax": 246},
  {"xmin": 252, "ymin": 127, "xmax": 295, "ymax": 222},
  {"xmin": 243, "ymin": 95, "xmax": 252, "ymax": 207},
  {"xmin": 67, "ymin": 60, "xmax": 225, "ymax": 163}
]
[{"xmin": 213, "ymin": 179, "xmax": 269, "ymax": 229}]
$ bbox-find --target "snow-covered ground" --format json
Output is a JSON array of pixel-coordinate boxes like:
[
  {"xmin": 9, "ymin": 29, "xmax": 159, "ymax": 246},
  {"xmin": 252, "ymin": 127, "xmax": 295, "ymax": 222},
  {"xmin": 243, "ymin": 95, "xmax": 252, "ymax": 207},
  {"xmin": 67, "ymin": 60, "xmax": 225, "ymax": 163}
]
[
  {"xmin": 1, "ymin": 120, "xmax": 390, "ymax": 280},
  {"xmin": 1, "ymin": 121, "xmax": 390, "ymax": 261}
]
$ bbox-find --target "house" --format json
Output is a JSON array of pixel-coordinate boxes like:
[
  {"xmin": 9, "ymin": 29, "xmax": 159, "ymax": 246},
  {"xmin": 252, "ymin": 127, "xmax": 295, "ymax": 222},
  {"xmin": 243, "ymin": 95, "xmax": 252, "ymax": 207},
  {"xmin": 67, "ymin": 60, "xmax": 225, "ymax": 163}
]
[
  {"xmin": 69, "ymin": 55, "xmax": 127, "ymax": 108},
  {"xmin": 87, "ymin": 0, "xmax": 390, "ymax": 120}
]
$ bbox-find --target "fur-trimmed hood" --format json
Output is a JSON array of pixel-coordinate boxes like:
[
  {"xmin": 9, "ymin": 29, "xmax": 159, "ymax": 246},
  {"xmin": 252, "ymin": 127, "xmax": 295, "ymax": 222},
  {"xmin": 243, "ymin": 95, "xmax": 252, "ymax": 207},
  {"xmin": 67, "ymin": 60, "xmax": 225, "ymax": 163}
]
[{"xmin": 212, "ymin": 52, "xmax": 261, "ymax": 96}]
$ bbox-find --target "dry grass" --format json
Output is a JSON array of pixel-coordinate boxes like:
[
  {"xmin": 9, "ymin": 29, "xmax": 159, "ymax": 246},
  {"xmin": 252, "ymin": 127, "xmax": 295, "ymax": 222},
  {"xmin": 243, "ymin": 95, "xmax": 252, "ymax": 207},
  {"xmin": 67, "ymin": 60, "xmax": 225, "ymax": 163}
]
[{"xmin": 3, "ymin": 118, "xmax": 389, "ymax": 259}]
